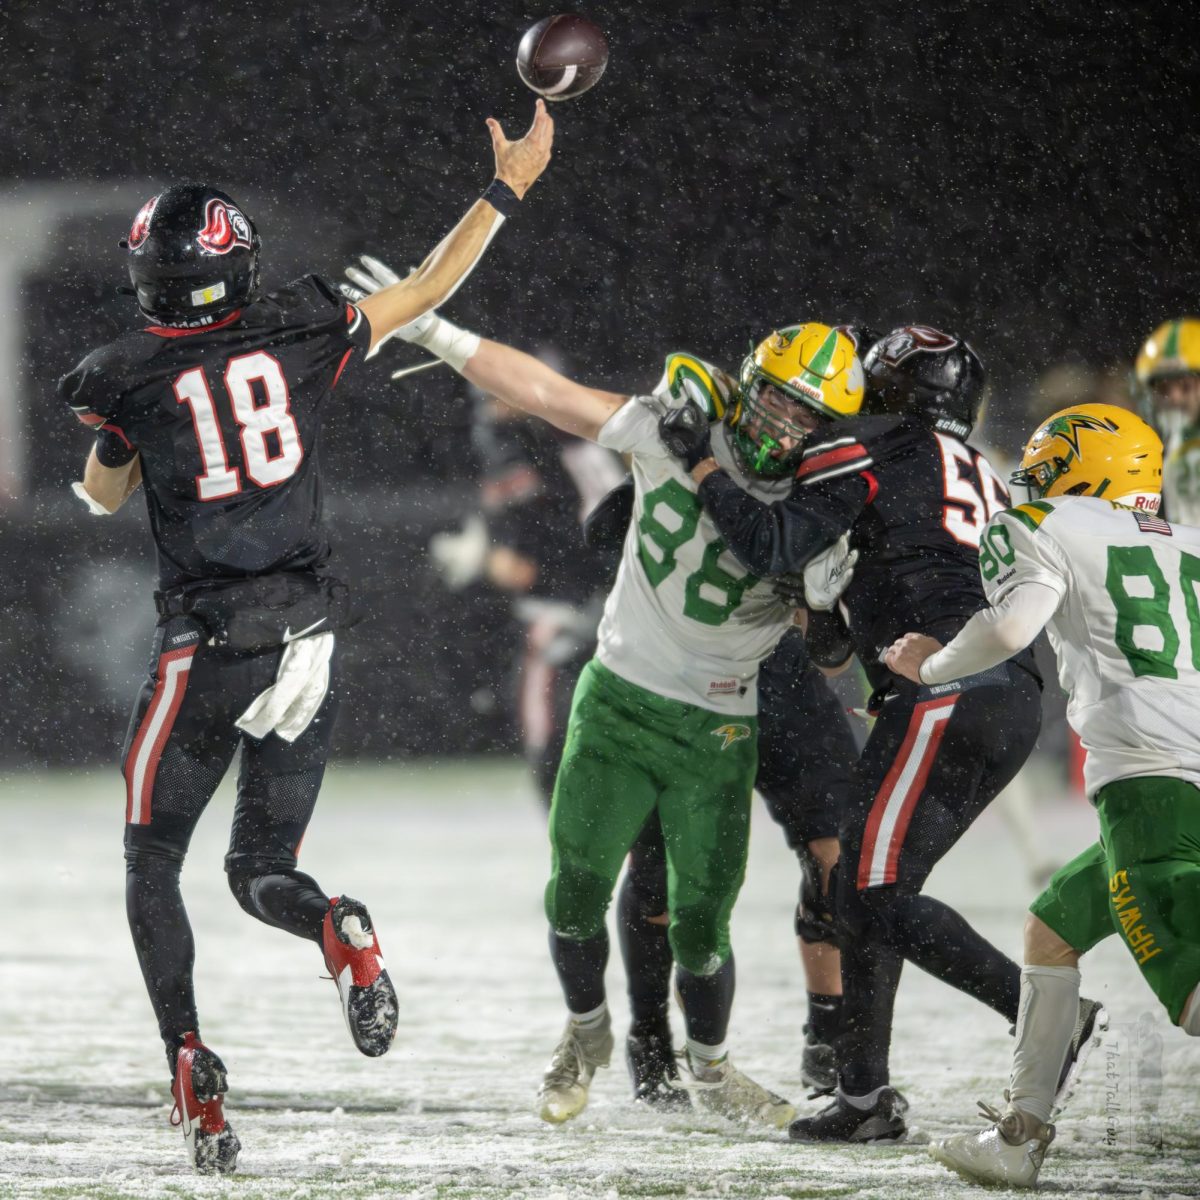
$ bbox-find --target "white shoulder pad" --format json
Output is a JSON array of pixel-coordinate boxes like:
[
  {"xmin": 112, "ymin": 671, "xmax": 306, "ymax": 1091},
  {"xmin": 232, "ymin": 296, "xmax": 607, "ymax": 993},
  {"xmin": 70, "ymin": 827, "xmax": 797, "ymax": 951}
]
[{"xmin": 652, "ymin": 352, "xmax": 737, "ymax": 420}]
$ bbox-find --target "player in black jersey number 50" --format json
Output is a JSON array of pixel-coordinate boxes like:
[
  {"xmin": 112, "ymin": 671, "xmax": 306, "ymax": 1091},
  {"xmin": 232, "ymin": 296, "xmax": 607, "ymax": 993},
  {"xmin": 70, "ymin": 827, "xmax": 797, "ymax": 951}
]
[
  {"xmin": 58, "ymin": 103, "xmax": 553, "ymax": 1175},
  {"xmin": 673, "ymin": 325, "xmax": 1054, "ymax": 1143}
]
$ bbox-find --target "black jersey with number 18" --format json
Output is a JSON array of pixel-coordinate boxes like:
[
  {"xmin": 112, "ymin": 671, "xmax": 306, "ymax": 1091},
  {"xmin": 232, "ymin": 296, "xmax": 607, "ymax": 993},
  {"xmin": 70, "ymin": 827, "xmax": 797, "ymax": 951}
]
[{"xmin": 59, "ymin": 276, "xmax": 371, "ymax": 590}]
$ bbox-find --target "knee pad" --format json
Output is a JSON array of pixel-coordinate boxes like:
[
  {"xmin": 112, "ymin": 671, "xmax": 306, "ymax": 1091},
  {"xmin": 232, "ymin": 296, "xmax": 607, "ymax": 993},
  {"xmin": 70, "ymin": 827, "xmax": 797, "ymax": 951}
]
[
  {"xmin": 545, "ymin": 864, "xmax": 613, "ymax": 941},
  {"xmin": 668, "ymin": 902, "xmax": 730, "ymax": 976},
  {"xmin": 225, "ymin": 855, "xmax": 297, "ymax": 913},
  {"xmin": 795, "ymin": 853, "xmax": 841, "ymax": 945},
  {"xmin": 124, "ymin": 841, "xmax": 186, "ymax": 876}
]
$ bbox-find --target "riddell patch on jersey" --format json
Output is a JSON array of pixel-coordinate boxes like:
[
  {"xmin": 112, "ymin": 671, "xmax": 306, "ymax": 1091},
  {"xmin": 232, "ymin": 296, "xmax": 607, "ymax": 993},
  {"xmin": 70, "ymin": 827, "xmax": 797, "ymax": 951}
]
[{"xmin": 707, "ymin": 678, "xmax": 741, "ymax": 697}]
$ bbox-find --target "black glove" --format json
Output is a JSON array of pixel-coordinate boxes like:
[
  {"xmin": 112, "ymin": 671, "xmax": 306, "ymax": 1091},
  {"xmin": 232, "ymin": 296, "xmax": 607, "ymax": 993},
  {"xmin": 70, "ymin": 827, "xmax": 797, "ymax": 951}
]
[{"xmin": 658, "ymin": 403, "xmax": 713, "ymax": 470}]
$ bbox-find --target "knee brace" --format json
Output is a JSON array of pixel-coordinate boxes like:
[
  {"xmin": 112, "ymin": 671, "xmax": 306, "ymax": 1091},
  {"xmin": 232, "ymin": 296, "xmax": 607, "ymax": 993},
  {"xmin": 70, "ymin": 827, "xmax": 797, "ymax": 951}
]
[
  {"xmin": 545, "ymin": 863, "xmax": 613, "ymax": 941},
  {"xmin": 795, "ymin": 850, "xmax": 841, "ymax": 945}
]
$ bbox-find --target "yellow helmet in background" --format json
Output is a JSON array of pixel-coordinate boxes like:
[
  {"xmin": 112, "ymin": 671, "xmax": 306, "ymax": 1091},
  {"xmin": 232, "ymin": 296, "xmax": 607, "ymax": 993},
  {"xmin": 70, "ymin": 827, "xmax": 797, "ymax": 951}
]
[
  {"xmin": 1011, "ymin": 402, "xmax": 1162, "ymax": 502},
  {"xmin": 1135, "ymin": 318, "xmax": 1200, "ymax": 391},
  {"xmin": 731, "ymin": 323, "xmax": 863, "ymax": 477}
]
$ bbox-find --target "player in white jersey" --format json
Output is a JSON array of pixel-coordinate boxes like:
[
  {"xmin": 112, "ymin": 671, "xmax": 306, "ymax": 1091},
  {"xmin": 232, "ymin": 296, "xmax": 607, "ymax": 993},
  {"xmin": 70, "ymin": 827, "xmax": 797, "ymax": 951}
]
[
  {"xmin": 885, "ymin": 403, "xmax": 1200, "ymax": 1187},
  {"xmin": 399, "ymin": 312, "xmax": 863, "ymax": 1127}
]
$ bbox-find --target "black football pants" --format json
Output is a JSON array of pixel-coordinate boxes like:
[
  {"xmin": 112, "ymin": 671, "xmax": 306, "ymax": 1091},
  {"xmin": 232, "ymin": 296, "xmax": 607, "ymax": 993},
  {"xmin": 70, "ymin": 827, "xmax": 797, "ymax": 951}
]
[
  {"xmin": 834, "ymin": 662, "xmax": 1042, "ymax": 1095},
  {"xmin": 121, "ymin": 616, "xmax": 339, "ymax": 1067}
]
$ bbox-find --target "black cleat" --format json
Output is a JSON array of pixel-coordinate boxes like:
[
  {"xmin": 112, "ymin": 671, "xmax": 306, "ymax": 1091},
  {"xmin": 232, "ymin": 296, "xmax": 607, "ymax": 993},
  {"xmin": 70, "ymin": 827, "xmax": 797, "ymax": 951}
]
[
  {"xmin": 1053, "ymin": 997, "xmax": 1107, "ymax": 1115},
  {"xmin": 626, "ymin": 1016, "xmax": 689, "ymax": 1109},
  {"xmin": 789, "ymin": 1087, "xmax": 907, "ymax": 1143}
]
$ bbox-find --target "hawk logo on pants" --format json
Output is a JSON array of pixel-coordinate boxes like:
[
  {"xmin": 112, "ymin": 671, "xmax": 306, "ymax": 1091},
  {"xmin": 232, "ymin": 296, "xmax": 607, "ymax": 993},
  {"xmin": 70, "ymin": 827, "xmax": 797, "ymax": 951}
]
[{"xmin": 711, "ymin": 723, "xmax": 752, "ymax": 751}]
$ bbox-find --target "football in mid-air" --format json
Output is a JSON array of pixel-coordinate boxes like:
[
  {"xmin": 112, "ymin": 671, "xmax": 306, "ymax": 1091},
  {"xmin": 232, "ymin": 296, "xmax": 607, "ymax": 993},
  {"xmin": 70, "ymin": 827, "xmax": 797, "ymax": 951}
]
[{"xmin": 516, "ymin": 14, "xmax": 608, "ymax": 101}]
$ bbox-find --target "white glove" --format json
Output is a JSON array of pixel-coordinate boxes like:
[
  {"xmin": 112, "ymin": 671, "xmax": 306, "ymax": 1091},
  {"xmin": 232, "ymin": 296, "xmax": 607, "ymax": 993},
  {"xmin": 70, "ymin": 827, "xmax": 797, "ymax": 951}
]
[
  {"xmin": 802, "ymin": 533, "xmax": 858, "ymax": 611},
  {"xmin": 428, "ymin": 514, "xmax": 489, "ymax": 591},
  {"xmin": 343, "ymin": 254, "xmax": 403, "ymax": 297},
  {"xmin": 341, "ymin": 256, "xmax": 421, "ymax": 359}
]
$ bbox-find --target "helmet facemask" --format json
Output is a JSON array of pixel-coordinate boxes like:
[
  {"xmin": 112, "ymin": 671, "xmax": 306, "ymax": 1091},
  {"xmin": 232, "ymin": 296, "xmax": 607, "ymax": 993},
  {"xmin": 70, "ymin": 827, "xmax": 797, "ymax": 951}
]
[
  {"xmin": 730, "ymin": 374, "xmax": 826, "ymax": 478},
  {"xmin": 730, "ymin": 323, "xmax": 864, "ymax": 477}
]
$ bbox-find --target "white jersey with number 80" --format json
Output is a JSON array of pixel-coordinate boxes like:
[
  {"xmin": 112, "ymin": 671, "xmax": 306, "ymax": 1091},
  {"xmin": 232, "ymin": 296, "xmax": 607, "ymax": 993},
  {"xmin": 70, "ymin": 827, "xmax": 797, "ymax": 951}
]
[{"xmin": 981, "ymin": 494, "xmax": 1200, "ymax": 795}]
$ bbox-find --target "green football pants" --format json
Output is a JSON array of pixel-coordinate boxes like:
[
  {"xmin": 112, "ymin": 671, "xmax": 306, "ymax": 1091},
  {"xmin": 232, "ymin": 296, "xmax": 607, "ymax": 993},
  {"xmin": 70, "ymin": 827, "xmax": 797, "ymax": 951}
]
[
  {"xmin": 545, "ymin": 659, "xmax": 757, "ymax": 976},
  {"xmin": 1030, "ymin": 776, "xmax": 1200, "ymax": 1024}
]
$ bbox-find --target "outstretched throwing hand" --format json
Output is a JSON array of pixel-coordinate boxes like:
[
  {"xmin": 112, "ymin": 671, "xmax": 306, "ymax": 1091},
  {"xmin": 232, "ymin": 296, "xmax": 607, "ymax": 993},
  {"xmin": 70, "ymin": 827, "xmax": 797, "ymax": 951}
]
[{"xmin": 490, "ymin": 99, "xmax": 555, "ymax": 199}]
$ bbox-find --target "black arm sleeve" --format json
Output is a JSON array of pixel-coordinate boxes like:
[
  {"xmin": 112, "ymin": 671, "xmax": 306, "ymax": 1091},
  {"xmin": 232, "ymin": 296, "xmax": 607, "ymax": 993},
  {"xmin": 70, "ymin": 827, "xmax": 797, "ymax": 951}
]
[
  {"xmin": 806, "ymin": 608, "xmax": 854, "ymax": 669},
  {"xmin": 696, "ymin": 468, "xmax": 867, "ymax": 577},
  {"xmin": 94, "ymin": 426, "xmax": 138, "ymax": 467}
]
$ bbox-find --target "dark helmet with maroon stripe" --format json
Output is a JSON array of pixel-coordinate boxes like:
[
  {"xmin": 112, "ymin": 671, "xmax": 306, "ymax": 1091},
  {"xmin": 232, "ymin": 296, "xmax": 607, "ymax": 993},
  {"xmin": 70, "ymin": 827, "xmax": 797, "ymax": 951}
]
[
  {"xmin": 120, "ymin": 184, "xmax": 260, "ymax": 326},
  {"xmin": 862, "ymin": 325, "xmax": 985, "ymax": 439}
]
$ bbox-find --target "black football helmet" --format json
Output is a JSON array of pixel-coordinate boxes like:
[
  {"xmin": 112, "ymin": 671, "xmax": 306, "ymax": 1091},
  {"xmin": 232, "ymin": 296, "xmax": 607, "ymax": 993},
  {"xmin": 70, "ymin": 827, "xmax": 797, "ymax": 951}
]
[
  {"xmin": 834, "ymin": 323, "xmax": 881, "ymax": 361},
  {"xmin": 121, "ymin": 184, "xmax": 260, "ymax": 326},
  {"xmin": 862, "ymin": 325, "xmax": 985, "ymax": 439}
]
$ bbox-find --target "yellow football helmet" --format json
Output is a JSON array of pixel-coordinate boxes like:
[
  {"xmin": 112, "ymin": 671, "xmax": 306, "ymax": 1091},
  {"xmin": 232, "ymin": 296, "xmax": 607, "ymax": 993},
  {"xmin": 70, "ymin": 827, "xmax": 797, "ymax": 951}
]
[
  {"xmin": 731, "ymin": 323, "xmax": 864, "ymax": 477},
  {"xmin": 1135, "ymin": 318, "xmax": 1200, "ymax": 390},
  {"xmin": 1011, "ymin": 402, "xmax": 1162, "ymax": 501}
]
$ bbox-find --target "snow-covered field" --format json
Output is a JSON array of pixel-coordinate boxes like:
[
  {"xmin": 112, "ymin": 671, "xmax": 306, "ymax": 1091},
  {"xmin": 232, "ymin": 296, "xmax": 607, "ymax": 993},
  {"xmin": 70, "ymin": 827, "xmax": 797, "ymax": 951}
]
[{"xmin": 2, "ymin": 761, "xmax": 1197, "ymax": 1199}]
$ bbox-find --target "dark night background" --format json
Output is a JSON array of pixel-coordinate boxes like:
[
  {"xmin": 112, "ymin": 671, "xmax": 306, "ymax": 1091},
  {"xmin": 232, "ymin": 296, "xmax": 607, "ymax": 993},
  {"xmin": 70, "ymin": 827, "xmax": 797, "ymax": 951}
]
[{"xmin": 1, "ymin": 1, "xmax": 1196, "ymax": 766}]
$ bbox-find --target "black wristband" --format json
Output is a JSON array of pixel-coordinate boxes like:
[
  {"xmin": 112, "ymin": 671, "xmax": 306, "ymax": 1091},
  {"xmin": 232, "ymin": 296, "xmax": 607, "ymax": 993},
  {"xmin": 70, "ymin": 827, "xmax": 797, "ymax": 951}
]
[{"xmin": 482, "ymin": 178, "xmax": 521, "ymax": 218}]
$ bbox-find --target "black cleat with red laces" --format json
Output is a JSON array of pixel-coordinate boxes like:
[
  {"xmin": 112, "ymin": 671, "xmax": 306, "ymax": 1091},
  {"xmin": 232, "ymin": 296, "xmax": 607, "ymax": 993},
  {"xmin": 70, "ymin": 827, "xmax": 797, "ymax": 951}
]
[
  {"xmin": 170, "ymin": 1032, "xmax": 240, "ymax": 1174},
  {"xmin": 322, "ymin": 895, "xmax": 398, "ymax": 1058}
]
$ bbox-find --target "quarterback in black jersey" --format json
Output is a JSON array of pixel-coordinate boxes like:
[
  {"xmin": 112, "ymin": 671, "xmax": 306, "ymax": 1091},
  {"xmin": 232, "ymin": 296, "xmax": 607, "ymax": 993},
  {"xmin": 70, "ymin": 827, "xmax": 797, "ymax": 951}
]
[
  {"xmin": 668, "ymin": 324, "xmax": 1045, "ymax": 1142},
  {"xmin": 58, "ymin": 104, "xmax": 552, "ymax": 1175}
]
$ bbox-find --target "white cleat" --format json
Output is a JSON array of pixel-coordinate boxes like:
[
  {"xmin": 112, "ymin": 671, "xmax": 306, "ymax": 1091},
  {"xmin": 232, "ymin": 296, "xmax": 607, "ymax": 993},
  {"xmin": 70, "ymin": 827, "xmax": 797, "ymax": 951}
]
[
  {"xmin": 537, "ymin": 1014, "xmax": 613, "ymax": 1124},
  {"xmin": 679, "ymin": 1055, "xmax": 796, "ymax": 1129},
  {"xmin": 930, "ymin": 1099, "xmax": 1054, "ymax": 1189}
]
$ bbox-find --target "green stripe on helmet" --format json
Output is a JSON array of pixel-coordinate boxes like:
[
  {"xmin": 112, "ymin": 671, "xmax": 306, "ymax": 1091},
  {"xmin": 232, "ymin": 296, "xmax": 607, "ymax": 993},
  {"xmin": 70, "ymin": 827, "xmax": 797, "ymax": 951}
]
[
  {"xmin": 799, "ymin": 328, "xmax": 841, "ymax": 392},
  {"xmin": 1163, "ymin": 321, "xmax": 1182, "ymax": 360}
]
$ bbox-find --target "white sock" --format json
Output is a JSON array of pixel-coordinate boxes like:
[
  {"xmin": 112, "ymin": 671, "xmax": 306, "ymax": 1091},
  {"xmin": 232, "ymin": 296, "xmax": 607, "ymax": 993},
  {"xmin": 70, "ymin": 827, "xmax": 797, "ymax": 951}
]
[
  {"xmin": 686, "ymin": 1038, "xmax": 728, "ymax": 1074},
  {"xmin": 1181, "ymin": 983, "xmax": 1200, "ymax": 1036},
  {"xmin": 1009, "ymin": 965, "xmax": 1080, "ymax": 1124},
  {"xmin": 568, "ymin": 1002, "xmax": 608, "ymax": 1030}
]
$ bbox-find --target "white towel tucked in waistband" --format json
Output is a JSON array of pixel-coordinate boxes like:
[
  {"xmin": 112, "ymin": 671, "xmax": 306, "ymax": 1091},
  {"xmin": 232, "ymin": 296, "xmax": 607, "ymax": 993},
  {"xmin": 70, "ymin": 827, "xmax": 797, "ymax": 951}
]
[{"xmin": 235, "ymin": 632, "xmax": 334, "ymax": 742}]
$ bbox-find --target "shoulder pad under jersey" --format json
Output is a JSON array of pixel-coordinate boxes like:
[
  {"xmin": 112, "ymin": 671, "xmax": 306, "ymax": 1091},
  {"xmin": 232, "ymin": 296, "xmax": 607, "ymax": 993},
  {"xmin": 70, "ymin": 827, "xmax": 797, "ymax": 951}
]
[{"xmin": 654, "ymin": 351, "xmax": 737, "ymax": 420}]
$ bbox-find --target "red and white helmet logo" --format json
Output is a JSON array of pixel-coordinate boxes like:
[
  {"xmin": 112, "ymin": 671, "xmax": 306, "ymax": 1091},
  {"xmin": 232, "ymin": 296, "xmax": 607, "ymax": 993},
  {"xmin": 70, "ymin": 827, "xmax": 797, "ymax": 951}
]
[
  {"xmin": 879, "ymin": 325, "xmax": 959, "ymax": 366},
  {"xmin": 127, "ymin": 195, "xmax": 160, "ymax": 249},
  {"xmin": 196, "ymin": 199, "xmax": 253, "ymax": 255}
]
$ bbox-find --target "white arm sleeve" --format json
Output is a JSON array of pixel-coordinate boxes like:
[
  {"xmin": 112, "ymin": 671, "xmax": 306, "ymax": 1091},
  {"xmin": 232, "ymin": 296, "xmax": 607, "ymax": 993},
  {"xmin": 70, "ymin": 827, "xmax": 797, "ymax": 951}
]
[{"xmin": 918, "ymin": 581, "xmax": 1062, "ymax": 684}]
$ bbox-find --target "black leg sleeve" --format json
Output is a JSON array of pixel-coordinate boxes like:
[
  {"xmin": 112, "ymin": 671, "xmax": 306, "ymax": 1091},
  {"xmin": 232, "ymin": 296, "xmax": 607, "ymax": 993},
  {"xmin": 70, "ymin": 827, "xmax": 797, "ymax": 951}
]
[
  {"xmin": 885, "ymin": 892, "xmax": 1021, "ymax": 1024},
  {"xmin": 618, "ymin": 814, "xmax": 674, "ymax": 1023},
  {"xmin": 227, "ymin": 868, "xmax": 328, "ymax": 944},
  {"xmin": 125, "ymin": 845, "xmax": 198, "ymax": 1068},
  {"xmin": 549, "ymin": 927, "xmax": 609, "ymax": 1014},
  {"xmin": 675, "ymin": 956, "xmax": 736, "ymax": 1048}
]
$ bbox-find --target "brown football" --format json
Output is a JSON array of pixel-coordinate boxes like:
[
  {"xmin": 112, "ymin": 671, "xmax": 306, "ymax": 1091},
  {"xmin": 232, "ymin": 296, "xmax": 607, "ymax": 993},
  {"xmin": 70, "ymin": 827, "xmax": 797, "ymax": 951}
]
[{"xmin": 516, "ymin": 14, "xmax": 608, "ymax": 101}]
